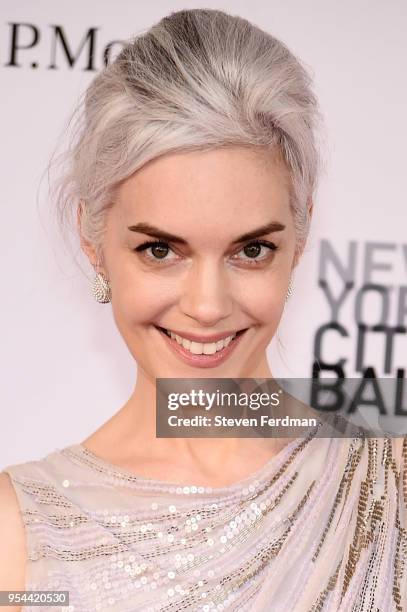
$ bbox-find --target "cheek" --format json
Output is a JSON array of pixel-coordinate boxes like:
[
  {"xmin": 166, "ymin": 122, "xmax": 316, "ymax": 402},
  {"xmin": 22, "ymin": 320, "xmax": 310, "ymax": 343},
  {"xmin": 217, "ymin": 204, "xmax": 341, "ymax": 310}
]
[
  {"xmin": 249, "ymin": 296, "xmax": 285, "ymax": 329},
  {"xmin": 238, "ymin": 274, "xmax": 287, "ymax": 322},
  {"xmin": 111, "ymin": 273, "xmax": 177, "ymax": 326}
]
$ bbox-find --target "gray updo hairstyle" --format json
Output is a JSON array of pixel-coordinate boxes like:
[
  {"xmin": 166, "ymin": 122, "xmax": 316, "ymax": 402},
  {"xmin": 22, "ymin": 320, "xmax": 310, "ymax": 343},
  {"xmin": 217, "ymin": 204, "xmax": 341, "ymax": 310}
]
[{"xmin": 52, "ymin": 8, "xmax": 323, "ymax": 267}]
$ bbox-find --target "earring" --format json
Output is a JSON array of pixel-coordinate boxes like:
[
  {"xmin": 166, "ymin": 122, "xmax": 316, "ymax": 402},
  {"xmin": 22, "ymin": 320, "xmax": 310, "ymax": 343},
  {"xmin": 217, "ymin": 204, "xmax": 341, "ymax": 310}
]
[
  {"xmin": 285, "ymin": 277, "xmax": 293, "ymax": 302},
  {"xmin": 92, "ymin": 272, "xmax": 111, "ymax": 303}
]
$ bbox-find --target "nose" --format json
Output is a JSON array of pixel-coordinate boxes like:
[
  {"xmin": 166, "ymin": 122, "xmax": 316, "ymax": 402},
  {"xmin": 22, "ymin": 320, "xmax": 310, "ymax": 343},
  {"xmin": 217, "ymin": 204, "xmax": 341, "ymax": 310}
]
[{"xmin": 179, "ymin": 259, "xmax": 233, "ymax": 326}]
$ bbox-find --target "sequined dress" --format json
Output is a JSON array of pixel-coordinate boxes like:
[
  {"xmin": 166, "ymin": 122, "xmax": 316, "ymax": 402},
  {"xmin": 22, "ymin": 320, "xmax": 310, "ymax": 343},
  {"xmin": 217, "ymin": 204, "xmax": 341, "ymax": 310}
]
[{"xmin": 3, "ymin": 430, "xmax": 407, "ymax": 611}]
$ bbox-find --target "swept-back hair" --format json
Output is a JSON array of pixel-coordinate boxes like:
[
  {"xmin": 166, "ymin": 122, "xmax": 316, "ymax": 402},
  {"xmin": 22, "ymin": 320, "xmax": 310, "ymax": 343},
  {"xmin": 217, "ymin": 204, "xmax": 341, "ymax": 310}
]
[{"xmin": 51, "ymin": 8, "xmax": 324, "ymax": 265}]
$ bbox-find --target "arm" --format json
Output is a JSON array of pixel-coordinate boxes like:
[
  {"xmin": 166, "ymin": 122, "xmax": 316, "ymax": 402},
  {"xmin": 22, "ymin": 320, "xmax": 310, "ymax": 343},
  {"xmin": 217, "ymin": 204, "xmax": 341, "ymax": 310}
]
[{"xmin": 0, "ymin": 471, "xmax": 27, "ymax": 612}]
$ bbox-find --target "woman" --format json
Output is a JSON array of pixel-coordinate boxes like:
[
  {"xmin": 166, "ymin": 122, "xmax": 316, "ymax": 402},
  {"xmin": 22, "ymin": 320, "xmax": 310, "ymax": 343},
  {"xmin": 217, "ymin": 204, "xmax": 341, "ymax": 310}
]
[{"xmin": 1, "ymin": 8, "xmax": 406, "ymax": 611}]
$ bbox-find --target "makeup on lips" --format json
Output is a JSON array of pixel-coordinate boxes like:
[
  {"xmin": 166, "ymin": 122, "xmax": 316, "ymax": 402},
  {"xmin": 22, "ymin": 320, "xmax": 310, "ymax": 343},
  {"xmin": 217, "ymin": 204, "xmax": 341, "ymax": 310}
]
[{"xmin": 154, "ymin": 325, "xmax": 248, "ymax": 367}]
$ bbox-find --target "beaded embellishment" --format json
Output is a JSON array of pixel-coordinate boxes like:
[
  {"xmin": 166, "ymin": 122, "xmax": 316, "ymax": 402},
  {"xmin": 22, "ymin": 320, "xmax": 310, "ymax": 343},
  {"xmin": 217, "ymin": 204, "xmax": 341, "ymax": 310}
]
[{"xmin": 4, "ymin": 430, "xmax": 407, "ymax": 611}]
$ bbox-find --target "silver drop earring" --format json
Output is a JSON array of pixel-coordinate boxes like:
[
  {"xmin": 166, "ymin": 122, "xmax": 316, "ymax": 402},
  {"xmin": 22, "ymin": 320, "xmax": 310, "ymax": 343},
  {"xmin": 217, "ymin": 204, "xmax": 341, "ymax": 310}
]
[
  {"xmin": 92, "ymin": 272, "xmax": 111, "ymax": 303},
  {"xmin": 285, "ymin": 277, "xmax": 294, "ymax": 302}
]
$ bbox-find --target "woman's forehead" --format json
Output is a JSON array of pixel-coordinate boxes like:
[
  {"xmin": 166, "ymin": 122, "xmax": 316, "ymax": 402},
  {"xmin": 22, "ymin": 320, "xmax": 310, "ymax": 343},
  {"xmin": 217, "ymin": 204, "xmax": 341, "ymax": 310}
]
[
  {"xmin": 123, "ymin": 145, "xmax": 287, "ymax": 184},
  {"xmin": 115, "ymin": 147, "xmax": 291, "ymax": 217}
]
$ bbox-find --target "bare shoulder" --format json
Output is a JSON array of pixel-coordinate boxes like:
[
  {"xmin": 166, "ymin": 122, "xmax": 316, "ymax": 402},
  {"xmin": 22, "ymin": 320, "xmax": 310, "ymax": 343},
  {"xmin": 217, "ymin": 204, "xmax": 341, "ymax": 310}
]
[{"xmin": 0, "ymin": 471, "xmax": 26, "ymax": 611}]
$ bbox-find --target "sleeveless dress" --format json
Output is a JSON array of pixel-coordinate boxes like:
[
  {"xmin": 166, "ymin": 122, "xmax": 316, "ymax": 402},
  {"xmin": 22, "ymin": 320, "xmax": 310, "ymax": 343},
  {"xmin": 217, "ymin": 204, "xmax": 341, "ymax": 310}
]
[{"xmin": 3, "ymin": 428, "xmax": 407, "ymax": 612}]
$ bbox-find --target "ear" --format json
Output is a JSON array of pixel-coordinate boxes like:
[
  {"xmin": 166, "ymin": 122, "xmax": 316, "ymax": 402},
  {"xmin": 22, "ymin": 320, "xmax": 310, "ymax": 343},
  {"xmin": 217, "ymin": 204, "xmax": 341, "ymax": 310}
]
[
  {"xmin": 291, "ymin": 197, "xmax": 314, "ymax": 270},
  {"xmin": 291, "ymin": 248, "xmax": 302, "ymax": 271},
  {"xmin": 77, "ymin": 201, "xmax": 101, "ymax": 272},
  {"xmin": 308, "ymin": 197, "xmax": 314, "ymax": 220}
]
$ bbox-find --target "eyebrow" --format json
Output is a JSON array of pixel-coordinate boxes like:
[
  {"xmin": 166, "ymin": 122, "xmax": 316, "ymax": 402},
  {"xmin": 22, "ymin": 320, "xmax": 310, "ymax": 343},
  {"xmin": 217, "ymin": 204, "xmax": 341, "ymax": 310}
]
[{"xmin": 127, "ymin": 221, "xmax": 286, "ymax": 244}]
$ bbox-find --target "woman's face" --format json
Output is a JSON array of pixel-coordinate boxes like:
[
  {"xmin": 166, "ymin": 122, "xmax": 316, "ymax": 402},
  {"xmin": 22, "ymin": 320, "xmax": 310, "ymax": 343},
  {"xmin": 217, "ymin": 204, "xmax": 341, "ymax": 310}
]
[{"xmin": 83, "ymin": 146, "xmax": 298, "ymax": 378}]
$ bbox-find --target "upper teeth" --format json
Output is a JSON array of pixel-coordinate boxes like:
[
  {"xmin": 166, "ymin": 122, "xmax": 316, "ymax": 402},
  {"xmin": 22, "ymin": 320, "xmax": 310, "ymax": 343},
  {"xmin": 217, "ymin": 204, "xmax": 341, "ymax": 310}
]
[{"xmin": 168, "ymin": 330, "xmax": 237, "ymax": 355}]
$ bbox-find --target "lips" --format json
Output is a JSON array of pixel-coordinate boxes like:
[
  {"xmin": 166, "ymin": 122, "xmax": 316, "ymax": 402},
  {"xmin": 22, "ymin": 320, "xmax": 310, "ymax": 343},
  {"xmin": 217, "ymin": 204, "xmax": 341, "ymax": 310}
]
[
  {"xmin": 155, "ymin": 326, "xmax": 246, "ymax": 344},
  {"xmin": 154, "ymin": 325, "xmax": 248, "ymax": 344},
  {"xmin": 154, "ymin": 325, "xmax": 248, "ymax": 367}
]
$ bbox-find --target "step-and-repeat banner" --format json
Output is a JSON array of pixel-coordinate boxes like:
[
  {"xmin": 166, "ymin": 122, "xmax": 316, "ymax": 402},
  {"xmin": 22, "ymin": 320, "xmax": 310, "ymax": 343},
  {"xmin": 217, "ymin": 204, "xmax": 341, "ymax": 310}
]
[{"xmin": 1, "ymin": 1, "xmax": 406, "ymax": 464}]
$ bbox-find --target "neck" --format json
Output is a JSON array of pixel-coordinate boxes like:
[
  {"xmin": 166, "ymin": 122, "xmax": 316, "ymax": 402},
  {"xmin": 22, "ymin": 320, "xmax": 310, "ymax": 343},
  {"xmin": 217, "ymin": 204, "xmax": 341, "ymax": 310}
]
[{"xmin": 113, "ymin": 354, "xmax": 276, "ymax": 468}]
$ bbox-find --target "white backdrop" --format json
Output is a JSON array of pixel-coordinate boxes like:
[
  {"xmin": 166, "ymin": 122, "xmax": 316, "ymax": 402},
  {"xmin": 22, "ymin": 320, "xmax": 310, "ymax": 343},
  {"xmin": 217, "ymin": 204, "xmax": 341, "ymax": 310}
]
[{"xmin": 1, "ymin": 0, "xmax": 406, "ymax": 467}]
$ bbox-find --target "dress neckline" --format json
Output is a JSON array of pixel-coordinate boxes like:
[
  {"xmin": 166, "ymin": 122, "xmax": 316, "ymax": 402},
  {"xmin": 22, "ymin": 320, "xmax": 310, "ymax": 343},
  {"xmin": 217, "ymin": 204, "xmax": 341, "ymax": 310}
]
[{"xmin": 65, "ymin": 435, "xmax": 309, "ymax": 493}]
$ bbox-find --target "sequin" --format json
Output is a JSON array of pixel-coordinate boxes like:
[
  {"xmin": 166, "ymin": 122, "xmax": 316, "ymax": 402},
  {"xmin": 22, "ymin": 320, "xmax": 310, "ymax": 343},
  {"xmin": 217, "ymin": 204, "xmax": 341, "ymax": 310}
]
[{"xmin": 3, "ymin": 426, "xmax": 407, "ymax": 610}]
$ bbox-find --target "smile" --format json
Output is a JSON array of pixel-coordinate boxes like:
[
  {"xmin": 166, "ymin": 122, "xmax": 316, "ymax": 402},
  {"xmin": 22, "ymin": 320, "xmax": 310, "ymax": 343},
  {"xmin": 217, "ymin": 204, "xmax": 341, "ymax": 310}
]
[
  {"xmin": 154, "ymin": 325, "xmax": 248, "ymax": 367},
  {"xmin": 162, "ymin": 328, "xmax": 237, "ymax": 354}
]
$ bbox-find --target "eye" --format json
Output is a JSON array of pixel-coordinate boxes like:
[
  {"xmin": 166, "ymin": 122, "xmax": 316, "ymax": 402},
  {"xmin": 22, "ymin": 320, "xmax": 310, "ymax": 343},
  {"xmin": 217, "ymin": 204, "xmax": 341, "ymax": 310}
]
[
  {"xmin": 232, "ymin": 240, "xmax": 278, "ymax": 265},
  {"xmin": 134, "ymin": 238, "xmax": 278, "ymax": 266},
  {"xmin": 134, "ymin": 240, "xmax": 177, "ymax": 263}
]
